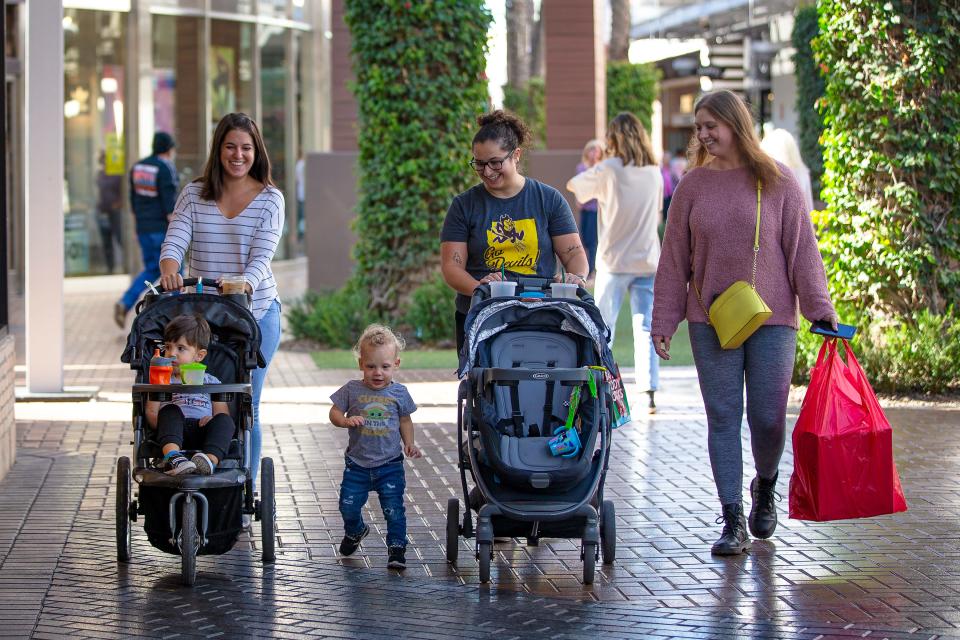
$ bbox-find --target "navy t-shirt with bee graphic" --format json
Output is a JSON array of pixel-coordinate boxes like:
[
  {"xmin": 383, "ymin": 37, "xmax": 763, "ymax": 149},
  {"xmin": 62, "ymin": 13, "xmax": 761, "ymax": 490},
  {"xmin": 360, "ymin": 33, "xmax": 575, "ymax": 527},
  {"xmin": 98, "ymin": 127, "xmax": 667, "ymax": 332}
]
[
  {"xmin": 441, "ymin": 178, "xmax": 578, "ymax": 313},
  {"xmin": 330, "ymin": 380, "xmax": 417, "ymax": 468}
]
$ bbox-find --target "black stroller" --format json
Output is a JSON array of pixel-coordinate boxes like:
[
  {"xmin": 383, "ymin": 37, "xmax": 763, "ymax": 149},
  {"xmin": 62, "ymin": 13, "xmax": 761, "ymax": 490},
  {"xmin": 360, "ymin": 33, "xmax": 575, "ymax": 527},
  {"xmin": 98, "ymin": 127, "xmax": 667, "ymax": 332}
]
[
  {"xmin": 447, "ymin": 276, "xmax": 619, "ymax": 584},
  {"xmin": 117, "ymin": 278, "xmax": 276, "ymax": 585}
]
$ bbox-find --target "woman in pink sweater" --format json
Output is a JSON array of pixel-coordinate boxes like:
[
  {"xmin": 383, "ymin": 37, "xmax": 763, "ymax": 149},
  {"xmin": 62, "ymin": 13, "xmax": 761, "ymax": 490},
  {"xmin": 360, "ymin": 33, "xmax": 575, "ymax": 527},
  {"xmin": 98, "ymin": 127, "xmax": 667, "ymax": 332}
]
[{"xmin": 651, "ymin": 90, "xmax": 837, "ymax": 556}]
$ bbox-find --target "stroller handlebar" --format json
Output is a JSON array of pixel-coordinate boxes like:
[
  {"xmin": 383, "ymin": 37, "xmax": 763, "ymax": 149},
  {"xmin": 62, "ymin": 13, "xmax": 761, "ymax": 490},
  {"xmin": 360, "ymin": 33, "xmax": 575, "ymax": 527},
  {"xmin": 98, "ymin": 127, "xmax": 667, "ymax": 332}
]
[{"xmin": 154, "ymin": 277, "xmax": 221, "ymax": 293}]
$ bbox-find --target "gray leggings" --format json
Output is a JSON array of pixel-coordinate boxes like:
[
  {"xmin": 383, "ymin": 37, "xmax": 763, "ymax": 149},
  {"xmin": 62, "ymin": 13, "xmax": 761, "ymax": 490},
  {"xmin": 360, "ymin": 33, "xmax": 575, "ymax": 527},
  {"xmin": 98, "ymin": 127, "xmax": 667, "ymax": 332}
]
[{"xmin": 688, "ymin": 322, "xmax": 797, "ymax": 506}]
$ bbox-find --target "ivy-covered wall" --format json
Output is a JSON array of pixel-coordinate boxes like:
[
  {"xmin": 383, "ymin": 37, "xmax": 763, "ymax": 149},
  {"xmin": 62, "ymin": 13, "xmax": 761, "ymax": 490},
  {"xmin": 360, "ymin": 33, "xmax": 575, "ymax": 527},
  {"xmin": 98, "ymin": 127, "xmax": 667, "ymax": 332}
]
[
  {"xmin": 344, "ymin": 0, "xmax": 491, "ymax": 316},
  {"xmin": 814, "ymin": 0, "xmax": 959, "ymax": 316},
  {"xmin": 791, "ymin": 4, "xmax": 825, "ymax": 202},
  {"xmin": 791, "ymin": 1, "xmax": 960, "ymax": 393}
]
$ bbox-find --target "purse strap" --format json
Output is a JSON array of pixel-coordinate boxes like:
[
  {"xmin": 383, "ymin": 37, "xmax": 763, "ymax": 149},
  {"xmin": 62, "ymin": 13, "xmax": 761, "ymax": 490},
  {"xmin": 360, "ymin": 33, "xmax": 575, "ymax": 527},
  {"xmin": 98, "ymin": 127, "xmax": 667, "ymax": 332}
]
[{"xmin": 693, "ymin": 179, "xmax": 763, "ymax": 319}]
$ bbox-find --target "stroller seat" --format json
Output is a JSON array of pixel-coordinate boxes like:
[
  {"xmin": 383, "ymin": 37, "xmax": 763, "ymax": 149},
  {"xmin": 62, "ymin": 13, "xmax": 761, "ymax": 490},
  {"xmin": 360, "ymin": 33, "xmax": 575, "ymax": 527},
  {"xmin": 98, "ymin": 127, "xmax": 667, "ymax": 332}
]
[{"xmin": 477, "ymin": 330, "xmax": 600, "ymax": 491}]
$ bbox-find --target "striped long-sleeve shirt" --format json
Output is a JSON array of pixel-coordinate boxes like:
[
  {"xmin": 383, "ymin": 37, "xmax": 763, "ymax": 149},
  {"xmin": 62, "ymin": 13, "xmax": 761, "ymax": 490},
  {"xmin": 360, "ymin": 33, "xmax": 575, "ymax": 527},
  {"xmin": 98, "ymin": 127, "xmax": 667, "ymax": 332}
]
[{"xmin": 160, "ymin": 181, "xmax": 284, "ymax": 320}]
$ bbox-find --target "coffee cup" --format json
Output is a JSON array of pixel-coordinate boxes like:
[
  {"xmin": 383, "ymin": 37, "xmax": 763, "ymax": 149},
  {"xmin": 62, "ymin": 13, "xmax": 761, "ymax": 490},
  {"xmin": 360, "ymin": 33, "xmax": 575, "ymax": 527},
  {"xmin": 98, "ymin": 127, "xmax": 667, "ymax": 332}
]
[
  {"xmin": 550, "ymin": 282, "xmax": 579, "ymax": 299},
  {"xmin": 220, "ymin": 274, "xmax": 247, "ymax": 295},
  {"xmin": 489, "ymin": 280, "xmax": 517, "ymax": 298}
]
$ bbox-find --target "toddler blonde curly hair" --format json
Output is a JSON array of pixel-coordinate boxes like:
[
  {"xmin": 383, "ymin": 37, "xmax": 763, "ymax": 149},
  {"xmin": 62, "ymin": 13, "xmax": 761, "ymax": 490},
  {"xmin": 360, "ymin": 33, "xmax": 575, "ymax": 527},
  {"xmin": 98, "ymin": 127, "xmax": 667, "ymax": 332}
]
[{"xmin": 352, "ymin": 323, "xmax": 406, "ymax": 360}]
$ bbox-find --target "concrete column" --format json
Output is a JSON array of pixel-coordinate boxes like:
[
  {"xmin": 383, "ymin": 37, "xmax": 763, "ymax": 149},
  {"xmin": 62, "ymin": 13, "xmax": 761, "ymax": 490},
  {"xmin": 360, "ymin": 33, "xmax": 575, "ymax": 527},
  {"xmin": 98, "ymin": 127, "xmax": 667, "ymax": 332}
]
[
  {"xmin": 543, "ymin": 0, "xmax": 606, "ymax": 149},
  {"xmin": 24, "ymin": 1, "xmax": 64, "ymax": 393}
]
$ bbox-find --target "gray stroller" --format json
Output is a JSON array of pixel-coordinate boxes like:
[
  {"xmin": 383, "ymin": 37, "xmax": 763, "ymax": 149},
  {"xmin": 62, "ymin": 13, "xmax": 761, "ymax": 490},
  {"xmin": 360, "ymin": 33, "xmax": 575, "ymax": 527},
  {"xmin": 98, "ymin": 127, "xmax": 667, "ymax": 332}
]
[{"xmin": 447, "ymin": 276, "xmax": 619, "ymax": 584}]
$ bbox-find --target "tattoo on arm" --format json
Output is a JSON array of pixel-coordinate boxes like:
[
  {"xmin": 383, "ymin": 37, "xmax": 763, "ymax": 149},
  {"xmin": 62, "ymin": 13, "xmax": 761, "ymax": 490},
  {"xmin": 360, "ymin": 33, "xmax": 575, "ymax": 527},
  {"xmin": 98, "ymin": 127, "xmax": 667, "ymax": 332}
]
[
  {"xmin": 564, "ymin": 243, "xmax": 583, "ymax": 255},
  {"xmin": 453, "ymin": 251, "xmax": 463, "ymax": 265}
]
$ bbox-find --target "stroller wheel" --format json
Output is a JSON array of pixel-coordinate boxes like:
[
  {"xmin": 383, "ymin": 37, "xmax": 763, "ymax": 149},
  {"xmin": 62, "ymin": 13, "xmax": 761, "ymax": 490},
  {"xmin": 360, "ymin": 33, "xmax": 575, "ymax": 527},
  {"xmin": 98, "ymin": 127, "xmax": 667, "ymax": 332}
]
[
  {"xmin": 180, "ymin": 497, "xmax": 199, "ymax": 586},
  {"xmin": 582, "ymin": 541, "xmax": 597, "ymax": 585},
  {"xmin": 445, "ymin": 498, "xmax": 459, "ymax": 564},
  {"xmin": 600, "ymin": 500, "xmax": 616, "ymax": 564},
  {"xmin": 259, "ymin": 458, "xmax": 276, "ymax": 563},
  {"xmin": 477, "ymin": 541, "xmax": 492, "ymax": 583},
  {"xmin": 116, "ymin": 457, "xmax": 132, "ymax": 562}
]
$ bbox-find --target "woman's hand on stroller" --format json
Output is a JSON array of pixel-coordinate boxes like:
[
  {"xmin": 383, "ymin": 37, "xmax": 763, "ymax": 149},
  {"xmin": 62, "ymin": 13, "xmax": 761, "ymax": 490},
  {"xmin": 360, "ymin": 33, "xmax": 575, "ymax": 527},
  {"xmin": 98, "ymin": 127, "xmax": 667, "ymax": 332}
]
[
  {"xmin": 159, "ymin": 265, "xmax": 184, "ymax": 293},
  {"xmin": 478, "ymin": 272, "xmax": 504, "ymax": 284},
  {"xmin": 555, "ymin": 272, "xmax": 587, "ymax": 286},
  {"xmin": 404, "ymin": 443, "xmax": 423, "ymax": 459}
]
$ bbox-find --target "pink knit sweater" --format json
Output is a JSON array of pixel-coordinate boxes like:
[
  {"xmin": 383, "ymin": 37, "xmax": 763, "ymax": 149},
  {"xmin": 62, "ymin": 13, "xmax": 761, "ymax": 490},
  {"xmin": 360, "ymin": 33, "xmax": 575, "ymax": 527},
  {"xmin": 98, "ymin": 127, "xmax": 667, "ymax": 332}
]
[{"xmin": 651, "ymin": 164, "xmax": 835, "ymax": 338}]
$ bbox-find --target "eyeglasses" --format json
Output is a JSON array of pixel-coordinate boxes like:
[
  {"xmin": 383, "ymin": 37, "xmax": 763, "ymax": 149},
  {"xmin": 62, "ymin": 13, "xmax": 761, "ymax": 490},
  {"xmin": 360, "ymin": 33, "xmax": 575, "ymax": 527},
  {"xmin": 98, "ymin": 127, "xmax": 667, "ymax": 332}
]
[{"xmin": 469, "ymin": 149, "xmax": 515, "ymax": 172}]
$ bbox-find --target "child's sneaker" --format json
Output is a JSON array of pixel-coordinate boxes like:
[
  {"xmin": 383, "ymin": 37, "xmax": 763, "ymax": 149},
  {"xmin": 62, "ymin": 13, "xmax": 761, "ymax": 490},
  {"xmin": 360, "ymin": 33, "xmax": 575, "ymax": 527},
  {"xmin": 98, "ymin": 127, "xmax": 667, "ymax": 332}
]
[
  {"xmin": 387, "ymin": 545, "xmax": 407, "ymax": 570},
  {"xmin": 163, "ymin": 452, "xmax": 196, "ymax": 476},
  {"xmin": 339, "ymin": 524, "xmax": 369, "ymax": 556},
  {"xmin": 191, "ymin": 452, "xmax": 215, "ymax": 475}
]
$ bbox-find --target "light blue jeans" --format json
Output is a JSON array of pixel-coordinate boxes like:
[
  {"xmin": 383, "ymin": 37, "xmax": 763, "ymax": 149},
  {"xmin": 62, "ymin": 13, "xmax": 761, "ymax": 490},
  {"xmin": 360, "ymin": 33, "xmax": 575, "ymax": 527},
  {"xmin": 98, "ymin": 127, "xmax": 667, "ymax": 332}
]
[
  {"xmin": 594, "ymin": 272, "xmax": 659, "ymax": 392},
  {"xmin": 251, "ymin": 299, "xmax": 281, "ymax": 488}
]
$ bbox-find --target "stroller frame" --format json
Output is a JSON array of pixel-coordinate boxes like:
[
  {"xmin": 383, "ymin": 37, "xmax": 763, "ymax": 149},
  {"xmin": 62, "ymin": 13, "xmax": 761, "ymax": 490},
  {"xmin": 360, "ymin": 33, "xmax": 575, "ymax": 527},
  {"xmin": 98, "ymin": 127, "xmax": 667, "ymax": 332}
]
[
  {"xmin": 446, "ymin": 277, "xmax": 618, "ymax": 584},
  {"xmin": 116, "ymin": 277, "xmax": 276, "ymax": 586}
]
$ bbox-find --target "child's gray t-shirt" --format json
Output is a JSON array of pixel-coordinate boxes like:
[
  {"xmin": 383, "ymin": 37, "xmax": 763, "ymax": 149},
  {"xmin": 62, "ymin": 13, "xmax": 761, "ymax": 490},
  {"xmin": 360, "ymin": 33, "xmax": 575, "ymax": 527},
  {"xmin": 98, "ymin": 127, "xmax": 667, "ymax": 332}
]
[
  {"xmin": 330, "ymin": 380, "xmax": 417, "ymax": 468},
  {"xmin": 162, "ymin": 372, "xmax": 220, "ymax": 419}
]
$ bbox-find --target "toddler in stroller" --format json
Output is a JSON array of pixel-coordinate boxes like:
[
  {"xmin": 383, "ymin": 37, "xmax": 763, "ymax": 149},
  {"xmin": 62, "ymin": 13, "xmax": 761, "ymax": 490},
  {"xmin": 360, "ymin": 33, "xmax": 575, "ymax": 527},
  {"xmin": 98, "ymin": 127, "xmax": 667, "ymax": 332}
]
[
  {"xmin": 117, "ymin": 278, "xmax": 276, "ymax": 586},
  {"xmin": 447, "ymin": 276, "xmax": 622, "ymax": 585},
  {"xmin": 147, "ymin": 314, "xmax": 236, "ymax": 476}
]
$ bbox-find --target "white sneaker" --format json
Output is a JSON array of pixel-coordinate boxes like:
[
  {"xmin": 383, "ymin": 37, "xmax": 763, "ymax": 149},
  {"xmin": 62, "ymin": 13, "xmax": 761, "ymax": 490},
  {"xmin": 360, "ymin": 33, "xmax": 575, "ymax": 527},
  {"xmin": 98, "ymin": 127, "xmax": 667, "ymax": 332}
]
[{"xmin": 242, "ymin": 514, "xmax": 252, "ymax": 529}]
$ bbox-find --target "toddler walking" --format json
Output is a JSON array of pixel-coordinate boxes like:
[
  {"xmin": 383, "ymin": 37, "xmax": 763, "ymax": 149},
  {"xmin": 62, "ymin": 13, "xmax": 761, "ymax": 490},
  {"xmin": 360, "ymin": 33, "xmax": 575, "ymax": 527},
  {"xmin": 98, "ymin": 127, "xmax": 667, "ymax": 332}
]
[{"xmin": 330, "ymin": 324, "xmax": 422, "ymax": 570}]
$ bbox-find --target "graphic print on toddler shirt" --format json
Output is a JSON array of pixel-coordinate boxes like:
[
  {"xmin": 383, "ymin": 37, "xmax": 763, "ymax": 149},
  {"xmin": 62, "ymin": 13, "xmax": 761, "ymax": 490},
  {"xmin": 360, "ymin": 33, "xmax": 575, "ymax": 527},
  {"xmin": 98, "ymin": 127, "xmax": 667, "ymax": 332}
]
[
  {"xmin": 483, "ymin": 213, "xmax": 539, "ymax": 274},
  {"xmin": 358, "ymin": 401, "xmax": 391, "ymax": 437}
]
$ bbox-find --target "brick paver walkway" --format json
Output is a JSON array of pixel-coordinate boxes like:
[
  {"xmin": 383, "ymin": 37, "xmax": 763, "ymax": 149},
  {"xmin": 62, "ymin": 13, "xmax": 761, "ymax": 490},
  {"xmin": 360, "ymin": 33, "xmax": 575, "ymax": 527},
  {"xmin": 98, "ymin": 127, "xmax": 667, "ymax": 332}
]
[{"xmin": 3, "ymin": 276, "xmax": 959, "ymax": 639}]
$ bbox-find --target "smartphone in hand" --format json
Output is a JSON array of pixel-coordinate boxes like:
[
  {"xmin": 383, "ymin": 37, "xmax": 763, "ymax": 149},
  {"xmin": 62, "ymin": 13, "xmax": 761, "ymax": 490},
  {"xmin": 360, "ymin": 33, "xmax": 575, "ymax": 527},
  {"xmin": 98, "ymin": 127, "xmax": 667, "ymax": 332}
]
[{"xmin": 810, "ymin": 320, "xmax": 857, "ymax": 340}]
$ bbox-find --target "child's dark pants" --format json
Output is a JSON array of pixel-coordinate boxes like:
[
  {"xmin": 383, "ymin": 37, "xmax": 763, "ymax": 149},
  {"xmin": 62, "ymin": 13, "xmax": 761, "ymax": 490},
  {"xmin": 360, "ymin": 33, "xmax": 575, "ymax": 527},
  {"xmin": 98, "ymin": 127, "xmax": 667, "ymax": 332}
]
[{"xmin": 156, "ymin": 404, "xmax": 234, "ymax": 461}]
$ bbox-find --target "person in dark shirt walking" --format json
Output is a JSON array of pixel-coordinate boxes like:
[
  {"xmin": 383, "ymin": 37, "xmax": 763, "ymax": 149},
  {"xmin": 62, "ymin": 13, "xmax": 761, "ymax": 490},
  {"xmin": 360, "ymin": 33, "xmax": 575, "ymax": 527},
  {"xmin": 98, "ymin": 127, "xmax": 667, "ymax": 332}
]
[{"xmin": 114, "ymin": 131, "xmax": 179, "ymax": 328}]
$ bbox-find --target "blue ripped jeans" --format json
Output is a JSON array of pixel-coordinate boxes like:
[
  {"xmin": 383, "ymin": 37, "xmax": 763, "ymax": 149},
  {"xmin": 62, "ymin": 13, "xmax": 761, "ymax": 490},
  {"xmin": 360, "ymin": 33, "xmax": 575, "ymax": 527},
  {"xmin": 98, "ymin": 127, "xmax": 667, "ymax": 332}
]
[{"xmin": 339, "ymin": 456, "xmax": 407, "ymax": 548}]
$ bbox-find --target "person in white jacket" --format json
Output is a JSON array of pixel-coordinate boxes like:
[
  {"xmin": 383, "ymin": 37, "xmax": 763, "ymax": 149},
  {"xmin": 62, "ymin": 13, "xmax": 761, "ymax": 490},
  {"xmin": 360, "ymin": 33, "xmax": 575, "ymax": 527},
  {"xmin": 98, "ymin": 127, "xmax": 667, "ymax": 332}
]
[{"xmin": 567, "ymin": 112, "xmax": 663, "ymax": 413}]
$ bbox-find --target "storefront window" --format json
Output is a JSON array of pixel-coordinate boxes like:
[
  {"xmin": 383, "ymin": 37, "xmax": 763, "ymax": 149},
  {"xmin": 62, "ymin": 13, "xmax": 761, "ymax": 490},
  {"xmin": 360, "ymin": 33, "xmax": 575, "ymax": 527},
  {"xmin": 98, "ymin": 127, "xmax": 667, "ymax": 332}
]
[
  {"xmin": 63, "ymin": 9, "xmax": 127, "ymax": 276},
  {"xmin": 153, "ymin": 14, "xmax": 203, "ymax": 185},
  {"xmin": 210, "ymin": 19, "xmax": 255, "ymax": 130},
  {"xmin": 259, "ymin": 0, "xmax": 288, "ymax": 20}
]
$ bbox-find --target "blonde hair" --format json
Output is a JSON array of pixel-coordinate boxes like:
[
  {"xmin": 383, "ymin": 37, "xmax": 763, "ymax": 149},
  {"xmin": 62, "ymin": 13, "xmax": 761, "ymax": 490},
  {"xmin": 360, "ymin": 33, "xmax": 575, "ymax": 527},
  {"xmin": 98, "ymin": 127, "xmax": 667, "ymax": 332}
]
[
  {"xmin": 353, "ymin": 323, "xmax": 406, "ymax": 360},
  {"xmin": 605, "ymin": 112, "xmax": 657, "ymax": 167},
  {"xmin": 760, "ymin": 128, "xmax": 808, "ymax": 176},
  {"xmin": 689, "ymin": 91, "xmax": 782, "ymax": 186},
  {"xmin": 580, "ymin": 138, "xmax": 604, "ymax": 165}
]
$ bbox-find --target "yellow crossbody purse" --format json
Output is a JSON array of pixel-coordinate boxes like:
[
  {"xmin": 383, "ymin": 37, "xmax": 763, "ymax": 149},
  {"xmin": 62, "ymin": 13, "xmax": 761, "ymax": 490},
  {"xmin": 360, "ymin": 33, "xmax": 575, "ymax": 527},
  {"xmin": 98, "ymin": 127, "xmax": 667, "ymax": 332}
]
[{"xmin": 694, "ymin": 180, "xmax": 772, "ymax": 349}]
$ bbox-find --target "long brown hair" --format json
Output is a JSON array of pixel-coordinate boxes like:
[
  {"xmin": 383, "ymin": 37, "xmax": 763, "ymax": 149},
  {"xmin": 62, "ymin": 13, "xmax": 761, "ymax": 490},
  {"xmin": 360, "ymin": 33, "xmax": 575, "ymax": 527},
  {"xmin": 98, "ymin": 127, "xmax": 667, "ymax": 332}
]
[
  {"xmin": 197, "ymin": 113, "xmax": 275, "ymax": 201},
  {"xmin": 605, "ymin": 112, "xmax": 656, "ymax": 167},
  {"xmin": 689, "ymin": 91, "xmax": 781, "ymax": 186}
]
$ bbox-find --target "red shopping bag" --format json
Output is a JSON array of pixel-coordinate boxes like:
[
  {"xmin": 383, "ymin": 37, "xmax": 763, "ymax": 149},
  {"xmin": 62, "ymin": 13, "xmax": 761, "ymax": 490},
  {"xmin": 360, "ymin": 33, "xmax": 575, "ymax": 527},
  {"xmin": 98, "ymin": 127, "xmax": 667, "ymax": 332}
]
[{"xmin": 788, "ymin": 338, "xmax": 907, "ymax": 521}]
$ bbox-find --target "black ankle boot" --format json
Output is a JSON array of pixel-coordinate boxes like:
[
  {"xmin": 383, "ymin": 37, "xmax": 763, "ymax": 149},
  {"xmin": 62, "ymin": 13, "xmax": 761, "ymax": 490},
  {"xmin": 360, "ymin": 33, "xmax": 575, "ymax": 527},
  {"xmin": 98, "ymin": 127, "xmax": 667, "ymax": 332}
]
[
  {"xmin": 749, "ymin": 472, "xmax": 780, "ymax": 539},
  {"xmin": 711, "ymin": 502, "xmax": 750, "ymax": 555}
]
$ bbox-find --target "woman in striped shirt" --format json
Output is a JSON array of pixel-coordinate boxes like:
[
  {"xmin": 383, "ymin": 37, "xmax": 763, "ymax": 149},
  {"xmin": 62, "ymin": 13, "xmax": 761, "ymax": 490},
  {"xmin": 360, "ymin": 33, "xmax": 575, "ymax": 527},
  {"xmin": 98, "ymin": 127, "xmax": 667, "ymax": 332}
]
[{"xmin": 159, "ymin": 113, "xmax": 284, "ymax": 498}]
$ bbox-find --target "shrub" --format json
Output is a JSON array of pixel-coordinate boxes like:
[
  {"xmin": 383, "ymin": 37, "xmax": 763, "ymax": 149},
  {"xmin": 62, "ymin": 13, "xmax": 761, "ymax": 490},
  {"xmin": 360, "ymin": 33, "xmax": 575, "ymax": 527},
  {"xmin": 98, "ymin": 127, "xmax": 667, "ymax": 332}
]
[
  {"xmin": 286, "ymin": 285, "xmax": 375, "ymax": 349},
  {"xmin": 401, "ymin": 272, "xmax": 457, "ymax": 346},
  {"xmin": 794, "ymin": 307, "xmax": 960, "ymax": 394},
  {"xmin": 344, "ymin": 0, "xmax": 491, "ymax": 317},
  {"xmin": 606, "ymin": 61, "xmax": 659, "ymax": 131}
]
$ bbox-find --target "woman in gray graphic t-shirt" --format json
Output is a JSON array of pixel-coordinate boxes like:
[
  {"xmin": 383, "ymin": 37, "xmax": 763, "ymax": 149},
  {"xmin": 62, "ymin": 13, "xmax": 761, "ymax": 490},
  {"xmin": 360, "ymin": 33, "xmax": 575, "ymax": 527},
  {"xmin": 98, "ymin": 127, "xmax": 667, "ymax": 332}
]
[{"xmin": 440, "ymin": 110, "xmax": 589, "ymax": 351}]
